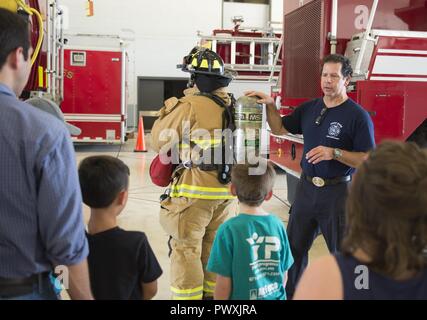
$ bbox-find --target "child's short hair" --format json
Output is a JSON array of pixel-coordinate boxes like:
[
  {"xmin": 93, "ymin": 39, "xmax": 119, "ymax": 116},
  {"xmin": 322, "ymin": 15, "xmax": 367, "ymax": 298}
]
[
  {"xmin": 231, "ymin": 160, "xmax": 276, "ymax": 207},
  {"xmin": 78, "ymin": 155, "xmax": 130, "ymax": 208}
]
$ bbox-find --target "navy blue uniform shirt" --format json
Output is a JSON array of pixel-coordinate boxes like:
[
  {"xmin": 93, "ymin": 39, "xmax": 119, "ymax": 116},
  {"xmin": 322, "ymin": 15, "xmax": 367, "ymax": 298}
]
[{"xmin": 282, "ymin": 98, "xmax": 375, "ymax": 178}]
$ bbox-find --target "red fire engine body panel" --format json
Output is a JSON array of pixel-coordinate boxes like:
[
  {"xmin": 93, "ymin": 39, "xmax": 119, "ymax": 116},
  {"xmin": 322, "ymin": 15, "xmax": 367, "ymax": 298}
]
[
  {"xmin": 270, "ymin": 0, "xmax": 427, "ymax": 186},
  {"xmin": 61, "ymin": 48, "xmax": 126, "ymax": 143},
  {"xmin": 270, "ymin": 135, "xmax": 305, "ymax": 175}
]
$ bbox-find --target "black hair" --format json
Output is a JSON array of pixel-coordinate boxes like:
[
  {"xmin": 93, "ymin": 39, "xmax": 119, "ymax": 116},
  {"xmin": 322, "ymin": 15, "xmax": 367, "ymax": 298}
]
[
  {"xmin": 0, "ymin": 8, "xmax": 31, "ymax": 70},
  {"xmin": 322, "ymin": 54, "xmax": 353, "ymax": 78},
  {"xmin": 78, "ymin": 156, "xmax": 130, "ymax": 209}
]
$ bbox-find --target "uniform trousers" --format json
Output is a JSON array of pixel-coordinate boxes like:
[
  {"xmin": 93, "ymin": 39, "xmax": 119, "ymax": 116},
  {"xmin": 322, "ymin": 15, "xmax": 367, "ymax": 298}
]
[
  {"xmin": 285, "ymin": 178, "xmax": 349, "ymax": 298},
  {"xmin": 160, "ymin": 197, "xmax": 238, "ymax": 300}
]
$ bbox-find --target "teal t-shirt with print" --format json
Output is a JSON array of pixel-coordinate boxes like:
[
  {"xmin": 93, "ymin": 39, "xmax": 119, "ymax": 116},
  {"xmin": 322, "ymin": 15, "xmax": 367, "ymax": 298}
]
[{"xmin": 207, "ymin": 214, "xmax": 294, "ymax": 300}]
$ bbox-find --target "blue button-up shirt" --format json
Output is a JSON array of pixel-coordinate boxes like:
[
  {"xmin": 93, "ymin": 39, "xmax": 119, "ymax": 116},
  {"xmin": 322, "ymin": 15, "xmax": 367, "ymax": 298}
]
[{"xmin": 0, "ymin": 83, "xmax": 88, "ymax": 278}]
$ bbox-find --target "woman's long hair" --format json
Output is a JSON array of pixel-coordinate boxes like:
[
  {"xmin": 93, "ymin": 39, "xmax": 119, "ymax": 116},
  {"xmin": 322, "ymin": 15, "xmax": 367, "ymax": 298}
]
[{"xmin": 342, "ymin": 141, "xmax": 427, "ymax": 278}]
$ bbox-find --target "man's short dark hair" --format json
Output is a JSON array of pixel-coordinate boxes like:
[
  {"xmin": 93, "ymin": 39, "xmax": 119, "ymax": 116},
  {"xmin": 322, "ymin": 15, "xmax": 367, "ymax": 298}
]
[
  {"xmin": 0, "ymin": 8, "xmax": 31, "ymax": 70},
  {"xmin": 322, "ymin": 54, "xmax": 353, "ymax": 78},
  {"xmin": 231, "ymin": 161, "xmax": 276, "ymax": 207},
  {"xmin": 79, "ymin": 156, "xmax": 130, "ymax": 209}
]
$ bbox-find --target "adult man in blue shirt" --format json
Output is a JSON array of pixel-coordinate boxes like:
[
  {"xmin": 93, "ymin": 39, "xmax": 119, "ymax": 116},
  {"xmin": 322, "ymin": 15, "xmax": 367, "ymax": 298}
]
[
  {"xmin": 0, "ymin": 8, "xmax": 93, "ymax": 300},
  {"xmin": 247, "ymin": 54, "xmax": 375, "ymax": 298}
]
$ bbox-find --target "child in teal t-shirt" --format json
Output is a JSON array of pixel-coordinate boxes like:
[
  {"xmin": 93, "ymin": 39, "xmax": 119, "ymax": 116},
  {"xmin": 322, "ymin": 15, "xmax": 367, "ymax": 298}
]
[{"xmin": 207, "ymin": 160, "xmax": 294, "ymax": 300}]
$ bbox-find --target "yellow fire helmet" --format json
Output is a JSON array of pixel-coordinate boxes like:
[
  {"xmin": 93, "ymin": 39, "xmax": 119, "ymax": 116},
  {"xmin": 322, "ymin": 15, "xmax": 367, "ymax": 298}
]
[{"xmin": 178, "ymin": 47, "xmax": 233, "ymax": 80}]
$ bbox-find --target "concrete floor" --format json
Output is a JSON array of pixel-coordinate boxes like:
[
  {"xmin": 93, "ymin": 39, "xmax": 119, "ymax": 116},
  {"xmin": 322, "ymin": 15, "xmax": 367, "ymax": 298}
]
[{"xmin": 73, "ymin": 134, "xmax": 328, "ymax": 300}]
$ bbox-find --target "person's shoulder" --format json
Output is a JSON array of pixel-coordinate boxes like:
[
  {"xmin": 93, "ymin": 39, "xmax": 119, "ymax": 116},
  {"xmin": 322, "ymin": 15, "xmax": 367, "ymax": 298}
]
[
  {"xmin": 6, "ymin": 99, "xmax": 68, "ymax": 143},
  {"xmin": 98, "ymin": 227, "xmax": 146, "ymax": 243},
  {"xmin": 113, "ymin": 229, "xmax": 155, "ymax": 254},
  {"xmin": 2, "ymin": 97, "xmax": 64, "ymax": 131},
  {"xmin": 217, "ymin": 215, "xmax": 243, "ymax": 232},
  {"xmin": 293, "ymin": 254, "xmax": 343, "ymax": 300},
  {"xmin": 296, "ymin": 98, "xmax": 322, "ymax": 114},
  {"xmin": 22, "ymin": 99, "xmax": 68, "ymax": 132},
  {"xmin": 266, "ymin": 214, "xmax": 289, "ymax": 238},
  {"xmin": 301, "ymin": 98, "xmax": 322, "ymax": 108},
  {"xmin": 162, "ymin": 96, "xmax": 190, "ymax": 112},
  {"xmin": 345, "ymin": 99, "xmax": 371, "ymax": 119},
  {"xmin": 266, "ymin": 213, "xmax": 285, "ymax": 226},
  {"xmin": 183, "ymin": 91, "xmax": 226, "ymax": 108},
  {"xmin": 116, "ymin": 228, "xmax": 148, "ymax": 242}
]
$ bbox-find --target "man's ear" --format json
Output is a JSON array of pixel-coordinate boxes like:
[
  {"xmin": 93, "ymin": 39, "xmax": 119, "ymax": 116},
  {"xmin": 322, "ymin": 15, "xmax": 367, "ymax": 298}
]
[
  {"xmin": 117, "ymin": 189, "xmax": 129, "ymax": 206},
  {"xmin": 344, "ymin": 76, "xmax": 351, "ymax": 87},
  {"xmin": 264, "ymin": 190, "xmax": 273, "ymax": 201},
  {"xmin": 229, "ymin": 183, "xmax": 237, "ymax": 197},
  {"xmin": 8, "ymin": 47, "xmax": 23, "ymax": 70}
]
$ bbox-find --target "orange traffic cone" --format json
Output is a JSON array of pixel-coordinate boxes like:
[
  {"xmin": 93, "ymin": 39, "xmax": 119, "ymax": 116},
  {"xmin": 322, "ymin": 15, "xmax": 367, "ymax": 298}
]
[{"xmin": 134, "ymin": 115, "xmax": 147, "ymax": 152}]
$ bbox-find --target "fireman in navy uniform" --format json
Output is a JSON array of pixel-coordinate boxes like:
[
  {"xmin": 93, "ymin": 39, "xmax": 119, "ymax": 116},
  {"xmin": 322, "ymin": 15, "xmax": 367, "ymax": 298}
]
[{"xmin": 246, "ymin": 54, "xmax": 375, "ymax": 298}]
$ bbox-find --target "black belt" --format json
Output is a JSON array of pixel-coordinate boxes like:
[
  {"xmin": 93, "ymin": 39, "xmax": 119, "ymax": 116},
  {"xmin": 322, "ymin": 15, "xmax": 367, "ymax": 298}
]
[
  {"xmin": 0, "ymin": 272, "xmax": 50, "ymax": 298},
  {"xmin": 302, "ymin": 173, "xmax": 351, "ymax": 187}
]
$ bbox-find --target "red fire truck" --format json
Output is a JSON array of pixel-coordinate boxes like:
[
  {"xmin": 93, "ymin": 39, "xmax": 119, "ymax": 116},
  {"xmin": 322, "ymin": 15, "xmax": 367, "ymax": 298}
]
[
  {"xmin": 270, "ymin": 0, "xmax": 427, "ymax": 203},
  {"xmin": 61, "ymin": 45, "xmax": 128, "ymax": 143},
  {"xmin": 4, "ymin": 0, "xmax": 128, "ymax": 144}
]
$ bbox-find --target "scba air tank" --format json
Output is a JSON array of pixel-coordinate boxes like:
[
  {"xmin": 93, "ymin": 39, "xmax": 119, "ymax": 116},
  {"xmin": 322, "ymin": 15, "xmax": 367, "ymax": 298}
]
[{"xmin": 234, "ymin": 96, "xmax": 263, "ymax": 163}]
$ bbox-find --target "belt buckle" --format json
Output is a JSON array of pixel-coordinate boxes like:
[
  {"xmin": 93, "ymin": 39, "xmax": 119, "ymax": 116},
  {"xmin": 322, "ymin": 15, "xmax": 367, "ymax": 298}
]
[{"xmin": 312, "ymin": 177, "xmax": 325, "ymax": 187}]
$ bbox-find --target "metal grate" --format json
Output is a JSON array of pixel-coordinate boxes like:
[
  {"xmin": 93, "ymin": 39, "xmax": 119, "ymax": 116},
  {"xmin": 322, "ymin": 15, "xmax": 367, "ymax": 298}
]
[{"xmin": 284, "ymin": 0, "xmax": 324, "ymax": 100}]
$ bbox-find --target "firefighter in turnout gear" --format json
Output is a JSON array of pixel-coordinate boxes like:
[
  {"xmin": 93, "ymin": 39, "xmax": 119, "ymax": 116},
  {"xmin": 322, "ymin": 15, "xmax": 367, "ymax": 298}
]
[{"xmin": 151, "ymin": 47, "xmax": 238, "ymax": 300}]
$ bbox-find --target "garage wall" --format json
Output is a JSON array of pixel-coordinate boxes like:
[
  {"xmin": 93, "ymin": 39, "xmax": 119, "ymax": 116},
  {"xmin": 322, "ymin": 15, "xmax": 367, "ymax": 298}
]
[
  {"xmin": 222, "ymin": 2, "xmax": 270, "ymax": 29},
  {"xmin": 60, "ymin": 0, "xmax": 223, "ymax": 106},
  {"xmin": 270, "ymin": 0, "xmax": 283, "ymax": 28}
]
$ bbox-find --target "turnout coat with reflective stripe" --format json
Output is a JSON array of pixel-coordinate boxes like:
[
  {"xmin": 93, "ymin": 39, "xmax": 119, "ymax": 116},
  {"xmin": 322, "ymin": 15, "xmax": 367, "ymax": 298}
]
[{"xmin": 151, "ymin": 87, "xmax": 235, "ymax": 200}]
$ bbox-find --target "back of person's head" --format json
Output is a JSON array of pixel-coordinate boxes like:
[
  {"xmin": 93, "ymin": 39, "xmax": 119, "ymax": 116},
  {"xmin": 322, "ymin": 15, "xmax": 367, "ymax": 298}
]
[
  {"xmin": 322, "ymin": 54, "xmax": 353, "ymax": 78},
  {"xmin": 231, "ymin": 160, "xmax": 276, "ymax": 207},
  {"xmin": 79, "ymin": 155, "xmax": 130, "ymax": 209},
  {"xmin": 342, "ymin": 141, "xmax": 427, "ymax": 278},
  {"xmin": 0, "ymin": 8, "xmax": 31, "ymax": 70}
]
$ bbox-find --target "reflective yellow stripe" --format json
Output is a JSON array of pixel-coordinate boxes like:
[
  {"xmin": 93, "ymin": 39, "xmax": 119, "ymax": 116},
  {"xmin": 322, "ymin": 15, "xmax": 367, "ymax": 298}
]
[
  {"xmin": 170, "ymin": 184, "xmax": 235, "ymax": 199},
  {"xmin": 204, "ymin": 280, "xmax": 216, "ymax": 293},
  {"xmin": 179, "ymin": 139, "xmax": 221, "ymax": 150},
  {"xmin": 203, "ymin": 283, "xmax": 215, "ymax": 293},
  {"xmin": 171, "ymin": 286, "xmax": 203, "ymax": 300},
  {"xmin": 170, "ymin": 185, "xmax": 233, "ymax": 198},
  {"xmin": 179, "ymin": 143, "xmax": 191, "ymax": 149},
  {"xmin": 191, "ymin": 138, "xmax": 221, "ymax": 145},
  {"xmin": 172, "ymin": 184, "xmax": 229, "ymax": 193},
  {"xmin": 205, "ymin": 280, "xmax": 216, "ymax": 287},
  {"xmin": 170, "ymin": 192, "xmax": 234, "ymax": 200},
  {"xmin": 173, "ymin": 294, "xmax": 203, "ymax": 300},
  {"xmin": 171, "ymin": 286, "xmax": 203, "ymax": 294}
]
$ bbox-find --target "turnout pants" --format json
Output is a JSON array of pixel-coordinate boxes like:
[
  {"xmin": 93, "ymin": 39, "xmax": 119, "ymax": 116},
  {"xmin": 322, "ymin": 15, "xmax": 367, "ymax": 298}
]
[
  {"xmin": 285, "ymin": 179, "xmax": 348, "ymax": 298},
  {"xmin": 160, "ymin": 197, "xmax": 238, "ymax": 300}
]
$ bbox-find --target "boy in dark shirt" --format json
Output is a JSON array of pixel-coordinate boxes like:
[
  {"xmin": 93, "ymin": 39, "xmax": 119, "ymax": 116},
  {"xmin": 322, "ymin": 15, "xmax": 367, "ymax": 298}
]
[{"xmin": 78, "ymin": 155, "xmax": 162, "ymax": 300}]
